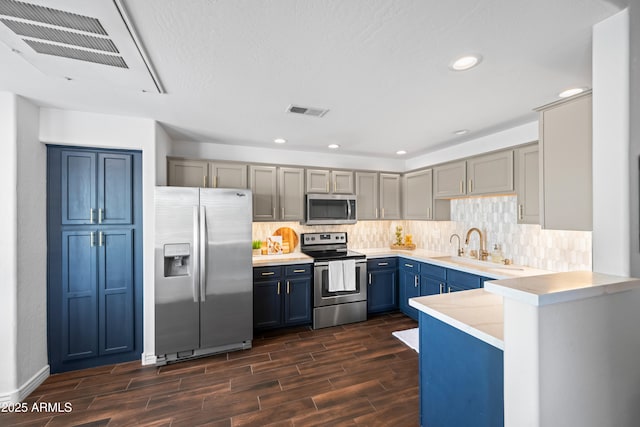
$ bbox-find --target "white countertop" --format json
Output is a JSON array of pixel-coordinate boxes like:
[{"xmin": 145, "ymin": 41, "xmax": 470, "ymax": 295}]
[
  {"xmin": 252, "ymin": 253, "xmax": 313, "ymax": 266},
  {"xmin": 356, "ymin": 248, "xmax": 553, "ymax": 279},
  {"xmin": 409, "ymin": 289, "xmax": 504, "ymax": 350},
  {"xmin": 484, "ymin": 271, "xmax": 640, "ymax": 306}
]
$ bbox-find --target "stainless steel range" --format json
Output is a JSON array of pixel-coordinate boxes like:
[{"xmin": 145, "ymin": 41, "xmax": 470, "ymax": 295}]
[{"xmin": 300, "ymin": 232, "xmax": 367, "ymax": 329}]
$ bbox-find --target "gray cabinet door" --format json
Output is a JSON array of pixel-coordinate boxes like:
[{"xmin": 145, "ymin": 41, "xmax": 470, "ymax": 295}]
[
  {"xmin": 168, "ymin": 159, "xmax": 208, "ymax": 187},
  {"xmin": 515, "ymin": 144, "xmax": 540, "ymax": 224},
  {"xmin": 539, "ymin": 93, "xmax": 592, "ymax": 231},
  {"xmin": 466, "ymin": 150, "xmax": 514, "ymax": 195},
  {"xmin": 380, "ymin": 173, "xmax": 401, "ymax": 219},
  {"xmin": 356, "ymin": 172, "xmax": 379, "ymax": 220},
  {"xmin": 331, "ymin": 170, "xmax": 354, "ymax": 194},
  {"xmin": 278, "ymin": 167, "xmax": 304, "ymax": 221},
  {"xmin": 433, "ymin": 161, "xmax": 466, "ymax": 198},
  {"xmin": 210, "ymin": 162, "xmax": 247, "ymax": 189},
  {"xmin": 404, "ymin": 169, "xmax": 433, "ymax": 220},
  {"xmin": 306, "ymin": 169, "xmax": 330, "ymax": 193},
  {"xmin": 250, "ymin": 166, "xmax": 277, "ymax": 221}
]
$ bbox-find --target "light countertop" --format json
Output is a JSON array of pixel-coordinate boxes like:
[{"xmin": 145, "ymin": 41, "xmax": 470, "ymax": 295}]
[
  {"xmin": 409, "ymin": 289, "xmax": 504, "ymax": 350},
  {"xmin": 252, "ymin": 253, "xmax": 312, "ymax": 266},
  {"xmin": 484, "ymin": 271, "xmax": 640, "ymax": 306}
]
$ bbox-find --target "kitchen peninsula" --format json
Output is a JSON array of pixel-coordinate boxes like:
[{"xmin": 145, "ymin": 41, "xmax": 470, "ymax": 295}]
[{"xmin": 410, "ymin": 271, "xmax": 640, "ymax": 427}]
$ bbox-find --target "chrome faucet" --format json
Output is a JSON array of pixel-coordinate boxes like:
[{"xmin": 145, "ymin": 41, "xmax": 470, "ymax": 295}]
[
  {"xmin": 449, "ymin": 234, "xmax": 464, "ymax": 257},
  {"xmin": 465, "ymin": 227, "xmax": 488, "ymax": 261}
]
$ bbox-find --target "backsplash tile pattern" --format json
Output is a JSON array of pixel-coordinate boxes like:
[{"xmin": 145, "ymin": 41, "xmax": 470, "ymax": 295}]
[{"xmin": 252, "ymin": 195, "xmax": 592, "ymax": 272}]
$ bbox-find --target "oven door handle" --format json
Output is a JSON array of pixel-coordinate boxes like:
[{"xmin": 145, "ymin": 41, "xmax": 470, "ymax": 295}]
[{"xmin": 314, "ymin": 260, "xmax": 366, "ymax": 267}]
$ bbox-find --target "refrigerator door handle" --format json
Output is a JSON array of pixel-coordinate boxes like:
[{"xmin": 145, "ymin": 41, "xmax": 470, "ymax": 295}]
[
  {"xmin": 199, "ymin": 205, "xmax": 207, "ymax": 302},
  {"xmin": 192, "ymin": 205, "xmax": 199, "ymax": 302}
]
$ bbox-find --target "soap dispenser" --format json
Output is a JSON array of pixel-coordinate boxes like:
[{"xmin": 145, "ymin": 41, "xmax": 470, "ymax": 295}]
[{"xmin": 490, "ymin": 244, "xmax": 503, "ymax": 263}]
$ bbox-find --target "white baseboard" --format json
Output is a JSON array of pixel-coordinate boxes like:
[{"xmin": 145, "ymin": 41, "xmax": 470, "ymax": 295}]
[
  {"xmin": 0, "ymin": 365, "xmax": 49, "ymax": 404},
  {"xmin": 142, "ymin": 352, "xmax": 157, "ymax": 366}
]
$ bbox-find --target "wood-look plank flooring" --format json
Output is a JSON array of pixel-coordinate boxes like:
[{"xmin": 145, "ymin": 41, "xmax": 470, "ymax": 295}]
[{"xmin": 1, "ymin": 313, "xmax": 419, "ymax": 427}]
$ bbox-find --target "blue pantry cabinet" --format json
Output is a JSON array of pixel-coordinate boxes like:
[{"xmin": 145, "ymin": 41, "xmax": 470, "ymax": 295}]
[{"xmin": 47, "ymin": 146, "xmax": 142, "ymax": 373}]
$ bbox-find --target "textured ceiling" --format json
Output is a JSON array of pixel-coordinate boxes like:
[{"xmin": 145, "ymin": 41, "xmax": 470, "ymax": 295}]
[{"xmin": 0, "ymin": 0, "xmax": 622, "ymax": 158}]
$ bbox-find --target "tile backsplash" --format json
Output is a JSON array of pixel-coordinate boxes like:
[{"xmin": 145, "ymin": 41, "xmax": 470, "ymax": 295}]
[{"xmin": 253, "ymin": 195, "xmax": 592, "ymax": 272}]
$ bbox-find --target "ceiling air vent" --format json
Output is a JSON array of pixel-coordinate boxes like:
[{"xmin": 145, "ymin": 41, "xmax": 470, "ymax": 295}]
[
  {"xmin": 0, "ymin": 0, "xmax": 127, "ymax": 68},
  {"xmin": 286, "ymin": 104, "xmax": 330, "ymax": 118}
]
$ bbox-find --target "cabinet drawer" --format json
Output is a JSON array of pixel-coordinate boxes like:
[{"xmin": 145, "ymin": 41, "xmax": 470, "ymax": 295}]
[
  {"xmin": 253, "ymin": 266, "xmax": 283, "ymax": 280},
  {"xmin": 447, "ymin": 269, "xmax": 482, "ymax": 289},
  {"xmin": 285, "ymin": 264, "xmax": 311, "ymax": 277},
  {"xmin": 399, "ymin": 258, "xmax": 420, "ymax": 273},
  {"xmin": 367, "ymin": 257, "xmax": 397, "ymax": 270},
  {"xmin": 421, "ymin": 263, "xmax": 446, "ymax": 281}
]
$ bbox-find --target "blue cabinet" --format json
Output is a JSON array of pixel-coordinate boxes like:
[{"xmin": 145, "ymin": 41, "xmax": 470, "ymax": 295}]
[
  {"xmin": 367, "ymin": 257, "xmax": 398, "ymax": 314},
  {"xmin": 399, "ymin": 258, "xmax": 421, "ymax": 320},
  {"xmin": 420, "ymin": 263, "xmax": 447, "ymax": 296},
  {"xmin": 48, "ymin": 146, "xmax": 142, "ymax": 373},
  {"xmin": 254, "ymin": 264, "xmax": 311, "ymax": 330},
  {"xmin": 446, "ymin": 269, "xmax": 483, "ymax": 292},
  {"xmin": 419, "ymin": 312, "xmax": 504, "ymax": 427}
]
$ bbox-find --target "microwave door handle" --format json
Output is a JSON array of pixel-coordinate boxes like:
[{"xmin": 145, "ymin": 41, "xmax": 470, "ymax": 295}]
[{"xmin": 347, "ymin": 200, "xmax": 352, "ymax": 219}]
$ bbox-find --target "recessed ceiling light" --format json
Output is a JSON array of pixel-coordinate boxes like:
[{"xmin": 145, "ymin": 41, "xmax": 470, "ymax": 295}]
[
  {"xmin": 558, "ymin": 87, "xmax": 586, "ymax": 98},
  {"xmin": 328, "ymin": 144, "xmax": 340, "ymax": 149},
  {"xmin": 454, "ymin": 129, "xmax": 468, "ymax": 135},
  {"xmin": 274, "ymin": 138, "xmax": 286, "ymax": 144},
  {"xmin": 396, "ymin": 150, "xmax": 407, "ymax": 155},
  {"xmin": 450, "ymin": 55, "xmax": 482, "ymax": 71}
]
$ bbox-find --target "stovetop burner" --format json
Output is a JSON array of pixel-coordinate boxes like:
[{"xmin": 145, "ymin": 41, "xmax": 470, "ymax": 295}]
[{"xmin": 300, "ymin": 232, "xmax": 365, "ymax": 262}]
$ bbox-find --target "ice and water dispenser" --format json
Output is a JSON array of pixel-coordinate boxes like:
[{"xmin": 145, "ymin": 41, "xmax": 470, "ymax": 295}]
[{"xmin": 163, "ymin": 243, "xmax": 191, "ymax": 277}]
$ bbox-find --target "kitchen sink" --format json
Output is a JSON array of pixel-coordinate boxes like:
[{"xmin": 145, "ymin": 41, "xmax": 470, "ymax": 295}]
[{"xmin": 432, "ymin": 256, "xmax": 525, "ymax": 271}]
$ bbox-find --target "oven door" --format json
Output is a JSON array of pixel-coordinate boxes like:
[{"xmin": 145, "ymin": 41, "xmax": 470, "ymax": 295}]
[{"xmin": 313, "ymin": 260, "xmax": 367, "ymax": 307}]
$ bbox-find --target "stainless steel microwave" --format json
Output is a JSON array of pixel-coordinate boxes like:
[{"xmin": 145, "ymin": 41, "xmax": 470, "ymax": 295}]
[{"xmin": 304, "ymin": 194, "xmax": 357, "ymax": 225}]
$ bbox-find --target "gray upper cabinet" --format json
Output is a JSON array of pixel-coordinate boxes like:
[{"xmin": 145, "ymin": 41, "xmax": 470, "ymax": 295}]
[
  {"xmin": 515, "ymin": 144, "xmax": 540, "ymax": 224},
  {"xmin": 251, "ymin": 166, "xmax": 304, "ymax": 222},
  {"xmin": 433, "ymin": 161, "xmax": 466, "ymax": 198},
  {"xmin": 210, "ymin": 162, "xmax": 247, "ymax": 189},
  {"xmin": 355, "ymin": 172, "xmax": 379, "ymax": 220},
  {"xmin": 278, "ymin": 167, "xmax": 305, "ymax": 221},
  {"xmin": 466, "ymin": 150, "xmax": 514, "ymax": 196},
  {"xmin": 250, "ymin": 166, "xmax": 278, "ymax": 221},
  {"xmin": 168, "ymin": 159, "xmax": 208, "ymax": 187},
  {"xmin": 538, "ymin": 92, "xmax": 592, "ymax": 231},
  {"xmin": 168, "ymin": 159, "xmax": 247, "ymax": 189},
  {"xmin": 403, "ymin": 169, "xmax": 432, "ymax": 220},
  {"xmin": 379, "ymin": 173, "xmax": 401, "ymax": 219},
  {"xmin": 306, "ymin": 169, "xmax": 354, "ymax": 194}
]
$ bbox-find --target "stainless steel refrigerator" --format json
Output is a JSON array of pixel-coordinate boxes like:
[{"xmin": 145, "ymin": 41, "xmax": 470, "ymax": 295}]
[{"xmin": 154, "ymin": 186, "xmax": 252, "ymax": 364}]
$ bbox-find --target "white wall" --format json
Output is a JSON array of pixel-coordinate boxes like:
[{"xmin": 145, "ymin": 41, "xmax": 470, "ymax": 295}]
[
  {"xmin": 404, "ymin": 122, "xmax": 538, "ymax": 171},
  {"xmin": 155, "ymin": 123, "xmax": 171, "ymax": 185},
  {"xmin": 592, "ymin": 9, "xmax": 630, "ymax": 276},
  {"xmin": 0, "ymin": 93, "xmax": 19, "ymax": 403},
  {"xmin": 15, "ymin": 97, "xmax": 48, "ymax": 391},
  {"xmin": 170, "ymin": 139, "xmax": 406, "ymax": 172},
  {"xmin": 39, "ymin": 108, "xmax": 159, "ymax": 365}
]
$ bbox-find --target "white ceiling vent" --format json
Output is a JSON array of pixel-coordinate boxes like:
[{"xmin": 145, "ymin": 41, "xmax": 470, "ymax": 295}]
[
  {"xmin": 0, "ymin": 0, "xmax": 164, "ymax": 93},
  {"xmin": 0, "ymin": 0, "xmax": 127, "ymax": 67},
  {"xmin": 286, "ymin": 104, "xmax": 329, "ymax": 118}
]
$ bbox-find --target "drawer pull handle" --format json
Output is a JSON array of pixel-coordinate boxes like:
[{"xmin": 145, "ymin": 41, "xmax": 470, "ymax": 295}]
[
  {"xmin": 261, "ymin": 272, "xmax": 275, "ymax": 276},
  {"xmin": 404, "ymin": 263, "xmax": 413, "ymax": 268},
  {"xmin": 293, "ymin": 269, "xmax": 306, "ymax": 273},
  {"xmin": 378, "ymin": 262, "xmax": 388, "ymax": 266}
]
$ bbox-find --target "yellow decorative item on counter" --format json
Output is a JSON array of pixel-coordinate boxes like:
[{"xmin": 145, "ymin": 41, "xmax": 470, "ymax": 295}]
[{"xmin": 390, "ymin": 226, "xmax": 416, "ymax": 250}]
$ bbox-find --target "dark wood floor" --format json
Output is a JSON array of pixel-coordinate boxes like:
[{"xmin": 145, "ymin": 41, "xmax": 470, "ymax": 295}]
[{"xmin": 1, "ymin": 313, "xmax": 419, "ymax": 427}]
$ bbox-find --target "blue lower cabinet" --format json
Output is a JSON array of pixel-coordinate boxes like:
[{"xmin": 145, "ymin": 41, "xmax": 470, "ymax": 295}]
[
  {"xmin": 367, "ymin": 257, "xmax": 398, "ymax": 314},
  {"xmin": 419, "ymin": 312, "xmax": 504, "ymax": 427},
  {"xmin": 254, "ymin": 264, "xmax": 311, "ymax": 330},
  {"xmin": 399, "ymin": 264, "xmax": 420, "ymax": 320},
  {"xmin": 446, "ymin": 268, "xmax": 483, "ymax": 293}
]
